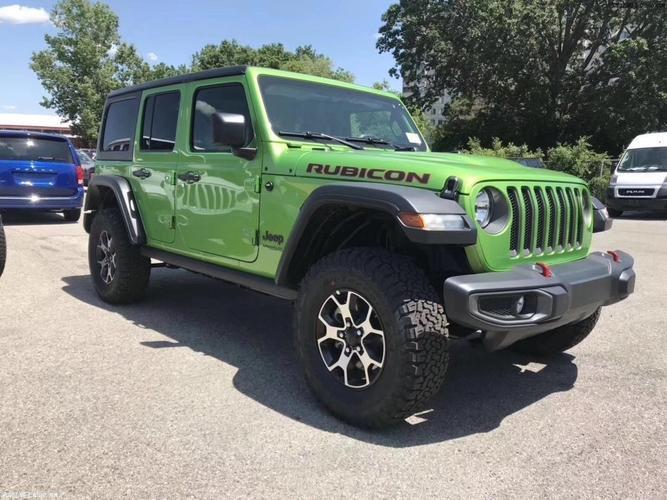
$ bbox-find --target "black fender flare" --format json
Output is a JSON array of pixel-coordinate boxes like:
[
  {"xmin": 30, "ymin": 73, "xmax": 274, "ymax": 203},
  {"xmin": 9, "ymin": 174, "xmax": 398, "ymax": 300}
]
[
  {"xmin": 84, "ymin": 175, "xmax": 146, "ymax": 245},
  {"xmin": 275, "ymin": 182, "xmax": 476, "ymax": 286}
]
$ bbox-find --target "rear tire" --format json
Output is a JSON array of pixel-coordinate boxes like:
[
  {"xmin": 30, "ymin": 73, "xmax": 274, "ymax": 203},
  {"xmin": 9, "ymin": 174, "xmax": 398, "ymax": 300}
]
[
  {"xmin": 294, "ymin": 248, "xmax": 449, "ymax": 428},
  {"xmin": 0, "ymin": 216, "xmax": 6, "ymax": 278},
  {"xmin": 608, "ymin": 208, "xmax": 623, "ymax": 218},
  {"xmin": 510, "ymin": 308, "xmax": 601, "ymax": 356},
  {"xmin": 88, "ymin": 208, "xmax": 151, "ymax": 304},
  {"xmin": 63, "ymin": 209, "xmax": 81, "ymax": 222}
]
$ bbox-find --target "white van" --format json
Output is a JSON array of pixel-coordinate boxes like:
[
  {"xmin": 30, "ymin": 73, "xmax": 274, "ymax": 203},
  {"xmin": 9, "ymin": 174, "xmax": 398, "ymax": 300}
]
[{"xmin": 607, "ymin": 132, "xmax": 667, "ymax": 216}]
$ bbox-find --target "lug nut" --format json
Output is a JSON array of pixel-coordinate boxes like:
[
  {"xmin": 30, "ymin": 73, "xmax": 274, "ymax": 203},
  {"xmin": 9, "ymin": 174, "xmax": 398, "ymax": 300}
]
[
  {"xmin": 356, "ymin": 330, "xmax": 362, "ymax": 336},
  {"xmin": 345, "ymin": 347, "xmax": 351, "ymax": 354},
  {"xmin": 355, "ymin": 346, "xmax": 361, "ymax": 352},
  {"xmin": 338, "ymin": 332, "xmax": 344, "ymax": 338}
]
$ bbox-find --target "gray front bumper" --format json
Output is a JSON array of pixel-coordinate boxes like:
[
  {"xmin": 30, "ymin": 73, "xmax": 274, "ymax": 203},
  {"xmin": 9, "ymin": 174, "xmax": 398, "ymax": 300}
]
[{"xmin": 443, "ymin": 251, "xmax": 635, "ymax": 350}]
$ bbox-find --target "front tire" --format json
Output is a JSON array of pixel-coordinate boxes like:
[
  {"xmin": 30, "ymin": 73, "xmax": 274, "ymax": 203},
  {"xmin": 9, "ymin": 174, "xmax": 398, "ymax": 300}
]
[
  {"xmin": 88, "ymin": 208, "xmax": 151, "ymax": 304},
  {"xmin": 510, "ymin": 308, "xmax": 601, "ymax": 356},
  {"xmin": 294, "ymin": 248, "xmax": 449, "ymax": 428}
]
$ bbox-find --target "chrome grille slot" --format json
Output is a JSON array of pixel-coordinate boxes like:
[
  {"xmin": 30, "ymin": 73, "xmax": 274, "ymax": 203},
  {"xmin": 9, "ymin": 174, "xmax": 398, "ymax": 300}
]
[{"xmin": 504, "ymin": 183, "xmax": 587, "ymax": 259}]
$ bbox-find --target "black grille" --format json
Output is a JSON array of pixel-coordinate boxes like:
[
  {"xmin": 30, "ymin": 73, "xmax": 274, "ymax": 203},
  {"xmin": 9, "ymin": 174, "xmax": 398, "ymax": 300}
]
[
  {"xmin": 508, "ymin": 188, "xmax": 520, "ymax": 254},
  {"xmin": 506, "ymin": 184, "xmax": 586, "ymax": 257}
]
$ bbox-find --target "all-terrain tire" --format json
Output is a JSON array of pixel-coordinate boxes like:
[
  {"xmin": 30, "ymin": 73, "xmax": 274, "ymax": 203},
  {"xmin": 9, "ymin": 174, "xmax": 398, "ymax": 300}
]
[
  {"xmin": 510, "ymin": 308, "xmax": 601, "ymax": 356},
  {"xmin": 88, "ymin": 208, "xmax": 151, "ymax": 304},
  {"xmin": 294, "ymin": 248, "xmax": 449, "ymax": 428},
  {"xmin": 63, "ymin": 209, "xmax": 82, "ymax": 222},
  {"xmin": 0, "ymin": 216, "xmax": 6, "ymax": 278},
  {"xmin": 608, "ymin": 208, "xmax": 623, "ymax": 218}
]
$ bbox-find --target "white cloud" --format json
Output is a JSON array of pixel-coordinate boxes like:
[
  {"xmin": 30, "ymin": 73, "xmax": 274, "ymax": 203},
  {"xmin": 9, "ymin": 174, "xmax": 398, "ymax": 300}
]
[
  {"xmin": 1, "ymin": 105, "xmax": 17, "ymax": 111},
  {"xmin": 0, "ymin": 4, "xmax": 49, "ymax": 24},
  {"xmin": 146, "ymin": 52, "xmax": 159, "ymax": 63}
]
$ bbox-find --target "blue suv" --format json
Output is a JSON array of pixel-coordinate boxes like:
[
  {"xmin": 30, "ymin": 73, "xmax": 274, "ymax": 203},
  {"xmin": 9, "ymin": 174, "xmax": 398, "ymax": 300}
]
[{"xmin": 0, "ymin": 130, "xmax": 84, "ymax": 221}]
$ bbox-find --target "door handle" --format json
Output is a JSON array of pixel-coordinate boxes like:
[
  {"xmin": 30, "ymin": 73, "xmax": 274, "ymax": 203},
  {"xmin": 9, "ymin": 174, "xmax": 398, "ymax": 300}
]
[
  {"xmin": 177, "ymin": 171, "xmax": 202, "ymax": 184},
  {"xmin": 132, "ymin": 168, "xmax": 151, "ymax": 179}
]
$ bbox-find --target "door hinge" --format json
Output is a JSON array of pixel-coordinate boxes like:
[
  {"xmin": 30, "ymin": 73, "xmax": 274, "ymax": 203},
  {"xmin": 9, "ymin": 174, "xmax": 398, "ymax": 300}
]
[
  {"xmin": 254, "ymin": 176, "xmax": 262, "ymax": 193},
  {"xmin": 252, "ymin": 229, "xmax": 259, "ymax": 246},
  {"xmin": 170, "ymin": 216, "xmax": 176, "ymax": 229}
]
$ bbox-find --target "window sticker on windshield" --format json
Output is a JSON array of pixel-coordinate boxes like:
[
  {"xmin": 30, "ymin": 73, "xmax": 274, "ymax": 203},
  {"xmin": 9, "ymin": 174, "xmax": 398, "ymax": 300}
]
[{"xmin": 406, "ymin": 132, "xmax": 422, "ymax": 144}]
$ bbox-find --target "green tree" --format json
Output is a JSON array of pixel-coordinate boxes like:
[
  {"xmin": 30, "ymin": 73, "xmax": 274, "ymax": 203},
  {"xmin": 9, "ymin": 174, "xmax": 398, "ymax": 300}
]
[
  {"xmin": 31, "ymin": 0, "xmax": 150, "ymax": 146},
  {"xmin": 192, "ymin": 41, "xmax": 354, "ymax": 82},
  {"xmin": 378, "ymin": 0, "xmax": 667, "ymax": 154}
]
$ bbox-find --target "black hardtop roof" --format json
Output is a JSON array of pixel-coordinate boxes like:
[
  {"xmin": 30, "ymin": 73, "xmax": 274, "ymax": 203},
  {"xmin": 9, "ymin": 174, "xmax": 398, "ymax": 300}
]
[{"xmin": 108, "ymin": 65, "xmax": 248, "ymax": 98}]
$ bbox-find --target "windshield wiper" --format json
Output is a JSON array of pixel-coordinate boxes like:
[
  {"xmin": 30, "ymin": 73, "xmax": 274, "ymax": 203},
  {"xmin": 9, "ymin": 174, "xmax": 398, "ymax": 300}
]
[
  {"xmin": 345, "ymin": 136, "xmax": 415, "ymax": 152},
  {"xmin": 278, "ymin": 131, "xmax": 364, "ymax": 150}
]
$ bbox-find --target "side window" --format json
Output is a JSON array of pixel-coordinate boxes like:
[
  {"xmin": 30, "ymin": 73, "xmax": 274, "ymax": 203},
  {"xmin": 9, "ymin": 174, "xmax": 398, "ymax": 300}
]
[
  {"xmin": 192, "ymin": 84, "xmax": 253, "ymax": 152},
  {"xmin": 100, "ymin": 97, "xmax": 139, "ymax": 159},
  {"xmin": 141, "ymin": 91, "xmax": 180, "ymax": 152}
]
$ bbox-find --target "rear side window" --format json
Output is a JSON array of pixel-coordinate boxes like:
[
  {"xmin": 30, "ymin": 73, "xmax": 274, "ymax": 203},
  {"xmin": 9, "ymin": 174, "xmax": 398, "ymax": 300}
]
[
  {"xmin": 192, "ymin": 84, "xmax": 253, "ymax": 152},
  {"xmin": 99, "ymin": 96, "xmax": 139, "ymax": 160},
  {"xmin": 141, "ymin": 92, "xmax": 180, "ymax": 151},
  {"xmin": 0, "ymin": 137, "xmax": 72, "ymax": 163}
]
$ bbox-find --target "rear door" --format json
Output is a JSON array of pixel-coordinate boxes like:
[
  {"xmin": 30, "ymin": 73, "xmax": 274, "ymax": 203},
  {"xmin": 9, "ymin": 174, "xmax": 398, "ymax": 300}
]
[
  {"xmin": 129, "ymin": 87, "xmax": 182, "ymax": 244},
  {"xmin": 0, "ymin": 135, "xmax": 77, "ymax": 197}
]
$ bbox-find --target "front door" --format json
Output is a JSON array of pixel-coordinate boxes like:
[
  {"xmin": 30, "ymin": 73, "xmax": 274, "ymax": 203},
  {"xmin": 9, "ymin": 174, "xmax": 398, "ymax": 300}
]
[
  {"xmin": 130, "ymin": 87, "xmax": 181, "ymax": 244},
  {"xmin": 176, "ymin": 78, "xmax": 260, "ymax": 262}
]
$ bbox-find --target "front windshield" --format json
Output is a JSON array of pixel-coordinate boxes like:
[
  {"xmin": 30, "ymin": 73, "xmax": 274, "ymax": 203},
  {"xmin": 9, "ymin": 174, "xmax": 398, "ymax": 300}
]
[
  {"xmin": 617, "ymin": 147, "xmax": 667, "ymax": 172},
  {"xmin": 258, "ymin": 76, "xmax": 427, "ymax": 151}
]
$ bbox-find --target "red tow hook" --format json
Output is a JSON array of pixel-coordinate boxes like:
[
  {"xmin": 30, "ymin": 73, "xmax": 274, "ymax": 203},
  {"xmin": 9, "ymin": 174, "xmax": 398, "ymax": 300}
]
[
  {"xmin": 535, "ymin": 262, "xmax": 553, "ymax": 278},
  {"xmin": 607, "ymin": 250, "xmax": 622, "ymax": 263}
]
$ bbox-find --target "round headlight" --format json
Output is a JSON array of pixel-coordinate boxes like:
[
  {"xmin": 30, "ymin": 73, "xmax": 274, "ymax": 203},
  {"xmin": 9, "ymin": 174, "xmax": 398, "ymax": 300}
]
[{"xmin": 475, "ymin": 190, "xmax": 492, "ymax": 227}]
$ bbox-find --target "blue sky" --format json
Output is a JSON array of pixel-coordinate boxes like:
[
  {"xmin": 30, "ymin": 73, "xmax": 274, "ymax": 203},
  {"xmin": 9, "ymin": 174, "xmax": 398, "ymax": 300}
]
[{"xmin": 0, "ymin": 0, "xmax": 400, "ymax": 115}]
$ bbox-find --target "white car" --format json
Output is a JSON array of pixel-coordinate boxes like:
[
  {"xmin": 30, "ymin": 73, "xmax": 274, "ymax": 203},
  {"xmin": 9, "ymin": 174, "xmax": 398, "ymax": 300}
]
[{"xmin": 607, "ymin": 132, "xmax": 667, "ymax": 217}]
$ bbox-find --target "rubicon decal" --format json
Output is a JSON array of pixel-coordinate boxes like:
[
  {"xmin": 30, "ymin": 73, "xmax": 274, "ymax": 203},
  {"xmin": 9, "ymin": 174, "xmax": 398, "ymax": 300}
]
[{"xmin": 307, "ymin": 163, "xmax": 431, "ymax": 184}]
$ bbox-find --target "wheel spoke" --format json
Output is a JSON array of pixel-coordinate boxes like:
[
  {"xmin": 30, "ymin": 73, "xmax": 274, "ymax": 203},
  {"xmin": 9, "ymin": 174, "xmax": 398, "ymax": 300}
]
[
  {"xmin": 317, "ymin": 311, "xmax": 342, "ymax": 344},
  {"xmin": 329, "ymin": 350, "xmax": 353, "ymax": 385},
  {"xmin": 358, "ymin": 348, "xmax": 383, "ymax": 370},
  {"xmin": 332, "ymin": 292, "xmax": 354, "ymax": 325}
]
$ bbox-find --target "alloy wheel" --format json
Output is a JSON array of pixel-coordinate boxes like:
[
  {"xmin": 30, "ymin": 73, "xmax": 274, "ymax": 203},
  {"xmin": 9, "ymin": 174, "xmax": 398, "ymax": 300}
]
[{"xmin": 316, "ymin": 289, "xmax": 386, "ymax": 388}]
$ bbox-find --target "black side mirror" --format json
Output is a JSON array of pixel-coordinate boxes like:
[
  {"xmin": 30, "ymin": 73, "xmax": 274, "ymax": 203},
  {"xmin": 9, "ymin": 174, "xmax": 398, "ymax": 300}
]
[
  {"xmin": 212, "ymin": 112, "xmax": 247, "ymax": 148},
  {"xmin": 211, "ymin": 112, "xmax": 257, "ymax": 160}
]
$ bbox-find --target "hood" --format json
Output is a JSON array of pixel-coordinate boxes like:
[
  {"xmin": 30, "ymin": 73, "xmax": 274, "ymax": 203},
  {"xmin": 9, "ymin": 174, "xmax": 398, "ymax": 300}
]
[
  {"xmin": 287, "ymin": 149, "xmax": 585, "ymax": 193},
  {"xmin": 615, "ymin": 170, "xmax": 667, "ymax": 186}
]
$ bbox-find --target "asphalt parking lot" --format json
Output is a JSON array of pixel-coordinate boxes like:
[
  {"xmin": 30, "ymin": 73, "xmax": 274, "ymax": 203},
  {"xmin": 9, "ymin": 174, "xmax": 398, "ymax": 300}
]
[{"xmin": 0, "ymin": 211, "xmax": 665, "ymax": 499}]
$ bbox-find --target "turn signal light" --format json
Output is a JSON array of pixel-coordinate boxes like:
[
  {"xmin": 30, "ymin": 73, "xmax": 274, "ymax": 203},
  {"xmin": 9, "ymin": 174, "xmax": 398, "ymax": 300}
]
[{"xmin": 398, "ymin": 212, "xmax": 467, "ymax": 231}]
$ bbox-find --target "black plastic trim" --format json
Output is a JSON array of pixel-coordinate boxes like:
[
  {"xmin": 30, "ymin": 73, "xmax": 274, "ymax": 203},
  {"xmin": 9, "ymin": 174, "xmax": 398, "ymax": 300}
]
[
  {"xmin": 84, "ymin": 175, "xmax": 146, "ymax": 245},
  {"xmin": 443, "ymin": 251, "xmax": 635, "ymax": 350},
  {"xmin": 108, "ymin": 66, "xmax": 247, "ymax": 98},
  {"xmin": 275, "ymin": 183, "xmax": 477, "ymax": 286},
  {"xmin": 141, "ymin": 247, "xmax": 297, "ymax": 301}
]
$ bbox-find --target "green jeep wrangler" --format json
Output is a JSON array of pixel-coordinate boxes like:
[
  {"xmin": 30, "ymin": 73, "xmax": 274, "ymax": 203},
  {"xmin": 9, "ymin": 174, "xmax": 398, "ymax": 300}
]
[{"xmin": 85, "ymin": 66, "xmax": 636, "ymax": 428}]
